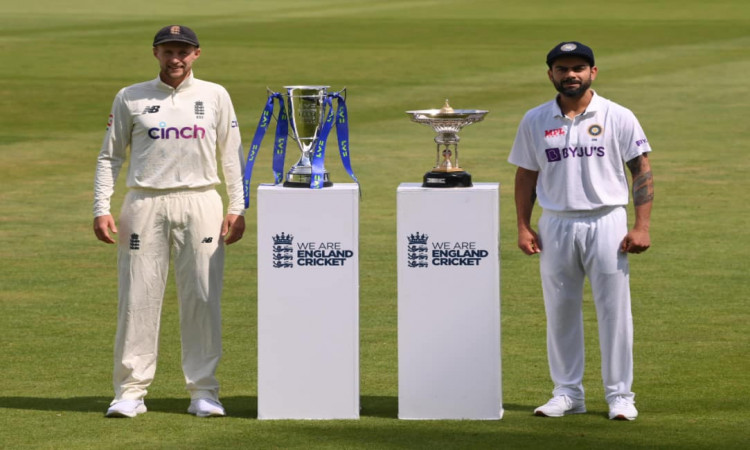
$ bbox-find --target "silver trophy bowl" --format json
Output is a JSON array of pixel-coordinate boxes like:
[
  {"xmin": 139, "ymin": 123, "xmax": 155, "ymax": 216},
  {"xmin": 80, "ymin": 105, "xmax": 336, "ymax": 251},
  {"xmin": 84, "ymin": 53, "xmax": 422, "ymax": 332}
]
[
  {"xmin": 406, "ymin": 100, "xmax": 488, "ymax": 187},
  {"xmin": 283, "ymin": 85, "xmax": 333, "ymax": 187}
]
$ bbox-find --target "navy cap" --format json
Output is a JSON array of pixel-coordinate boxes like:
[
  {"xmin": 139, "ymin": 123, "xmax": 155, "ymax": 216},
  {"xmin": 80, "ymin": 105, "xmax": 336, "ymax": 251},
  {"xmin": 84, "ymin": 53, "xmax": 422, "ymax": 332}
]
[
  {"xmin": 546, "ymin": 41, "xmax": 594, "ymax": 68},
  {"xmin": 153, "ymin": 25, "xmax": 200, "ymax": 47}
]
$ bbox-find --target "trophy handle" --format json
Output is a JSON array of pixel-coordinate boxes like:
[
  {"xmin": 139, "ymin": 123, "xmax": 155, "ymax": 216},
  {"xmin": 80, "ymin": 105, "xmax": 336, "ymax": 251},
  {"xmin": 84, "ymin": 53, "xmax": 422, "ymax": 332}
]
[{"xmin": 331, "ymin": 87, "xmax": 347, "ymax": 101}]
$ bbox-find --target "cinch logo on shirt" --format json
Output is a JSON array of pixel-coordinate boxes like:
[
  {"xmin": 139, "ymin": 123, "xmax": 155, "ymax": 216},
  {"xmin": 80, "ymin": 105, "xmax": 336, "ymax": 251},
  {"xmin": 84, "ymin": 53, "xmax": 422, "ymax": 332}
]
[
  {"xmin": 148, "ymin": 123, "xmax": 206, "ymax": 140},
  {"xmin": 545, "ymin": 146, "xmax": 605, "ymax": 162}
]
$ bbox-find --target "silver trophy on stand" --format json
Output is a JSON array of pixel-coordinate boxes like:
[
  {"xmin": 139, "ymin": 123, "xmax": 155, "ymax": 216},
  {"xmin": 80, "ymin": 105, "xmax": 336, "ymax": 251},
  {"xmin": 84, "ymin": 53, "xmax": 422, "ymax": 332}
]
[
  {"xmin": 406, "ymin": 100, "xmax": 488, "ymax": 188},
  {"xmin": 283, "ymin": 85, "xmax": 333, "ymax": 188}
]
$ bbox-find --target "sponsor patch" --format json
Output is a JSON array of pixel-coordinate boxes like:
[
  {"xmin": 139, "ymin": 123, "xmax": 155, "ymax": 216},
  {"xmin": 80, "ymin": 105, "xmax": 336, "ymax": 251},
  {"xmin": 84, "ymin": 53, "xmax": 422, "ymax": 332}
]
[
  {"xmin": 148, "ymin": 123, "xmax": 206, "ymax": 140},
  {"xmin": 545, "ymin": 148, "xmax": 562, "ymax": 162},
  {"xmin": 546, "ymin": 146, "xmax": 605, "ymax": 162}
]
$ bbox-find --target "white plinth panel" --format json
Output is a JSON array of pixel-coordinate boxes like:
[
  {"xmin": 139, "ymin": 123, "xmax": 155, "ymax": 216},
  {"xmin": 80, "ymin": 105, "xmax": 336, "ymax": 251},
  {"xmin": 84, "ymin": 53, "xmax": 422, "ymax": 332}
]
[
  {"xmin": 257, "ymin": 184, "xmax": 359, "ymax": 419},
  {"xmin": 397, "ymin": 183, "xmax": 502, "ymax": 420}
]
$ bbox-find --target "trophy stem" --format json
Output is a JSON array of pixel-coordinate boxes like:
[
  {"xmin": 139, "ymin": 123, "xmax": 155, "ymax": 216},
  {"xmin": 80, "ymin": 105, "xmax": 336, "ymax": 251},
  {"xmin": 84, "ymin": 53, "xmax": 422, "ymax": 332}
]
[{"xmin": 434, "ymin": 143, "xmax": 464, "ymax": 172}]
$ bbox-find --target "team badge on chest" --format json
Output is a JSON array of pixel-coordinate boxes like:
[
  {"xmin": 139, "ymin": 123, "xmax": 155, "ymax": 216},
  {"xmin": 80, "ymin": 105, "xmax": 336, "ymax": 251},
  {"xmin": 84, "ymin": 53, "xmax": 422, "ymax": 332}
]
[{"xmin": 588, "ymin": 124, "xmax": 603, "ymax": 137}]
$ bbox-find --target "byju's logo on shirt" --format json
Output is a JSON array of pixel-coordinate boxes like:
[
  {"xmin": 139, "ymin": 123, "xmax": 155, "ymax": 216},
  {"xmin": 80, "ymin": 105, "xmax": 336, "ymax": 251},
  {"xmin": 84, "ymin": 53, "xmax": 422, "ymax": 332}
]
[
  {"xmin": 148, "ymin": 122, "xmax": 206, "ymax": 140},
  {"xmin": 545, "ymin": 146, "xmax": 605, "ymax": 162}
]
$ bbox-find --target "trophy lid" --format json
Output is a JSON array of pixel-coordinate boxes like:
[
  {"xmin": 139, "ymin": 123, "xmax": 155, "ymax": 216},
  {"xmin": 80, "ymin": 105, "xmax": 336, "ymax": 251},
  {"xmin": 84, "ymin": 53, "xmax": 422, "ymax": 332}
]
[
  {"xmin": 284, "ymin": 85, "xmax": 330, "ymax": 90},
  {"xmin": 406, "ymin": 100, "xmax": 488, "ymax": 130},
  {"xmin": 284, "ymin": 86, "xmax": 330, "ymax": 99}
]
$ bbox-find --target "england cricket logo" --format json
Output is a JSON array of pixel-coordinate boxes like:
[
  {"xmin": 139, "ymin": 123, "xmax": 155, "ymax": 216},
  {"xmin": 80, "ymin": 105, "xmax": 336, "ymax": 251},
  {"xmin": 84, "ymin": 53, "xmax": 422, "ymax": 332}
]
[
  {"xmin": 407, "ymin": 232, "xmax": 429, "ymax": 268},
  {"xmin": 272, "ymin": 232, "xmax": 294, "ymax": 268},
  {"xmin": 194, "ymin": 101, "xmax": 205, "ymax": 119}
]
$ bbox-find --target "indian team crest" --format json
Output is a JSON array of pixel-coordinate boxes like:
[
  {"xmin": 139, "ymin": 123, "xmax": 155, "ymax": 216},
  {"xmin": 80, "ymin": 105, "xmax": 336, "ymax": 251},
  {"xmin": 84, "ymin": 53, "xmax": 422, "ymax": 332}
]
[
  {"xmin": 561, "ymin": 43, "xmax": 578, "ymax": 52},
  {"xmin": 588, "ymin": 124, "xmax": 603, "ymax": 136}
]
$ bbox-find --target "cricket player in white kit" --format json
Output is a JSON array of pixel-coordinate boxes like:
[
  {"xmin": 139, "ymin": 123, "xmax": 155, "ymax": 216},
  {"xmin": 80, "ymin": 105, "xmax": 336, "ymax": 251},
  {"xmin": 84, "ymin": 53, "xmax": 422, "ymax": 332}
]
[
  {"xmin": 508, "ymin": 42, "xmax": 654, "ymax": 421},
  {"xmin": 93, "ymin": 25, "xmax": 245, "ymax": 418}
]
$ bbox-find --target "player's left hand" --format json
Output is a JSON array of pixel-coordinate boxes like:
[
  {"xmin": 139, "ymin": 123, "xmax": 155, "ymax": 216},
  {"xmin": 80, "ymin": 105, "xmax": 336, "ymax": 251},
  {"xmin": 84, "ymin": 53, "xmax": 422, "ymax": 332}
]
[
  {"xmin": 222, "ymin": 214, "xmax": 245, "ymax": 245},
  {"xmin": 620, "ymin": 228, "xmax": 650, "ymax": 254}
]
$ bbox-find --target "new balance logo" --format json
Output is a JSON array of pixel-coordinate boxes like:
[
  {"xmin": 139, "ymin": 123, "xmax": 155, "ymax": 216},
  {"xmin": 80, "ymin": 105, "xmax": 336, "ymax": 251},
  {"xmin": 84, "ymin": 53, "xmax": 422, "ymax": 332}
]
[
  {"xmin": 201, "ymin": 237, "xmax": 213, "ymax": 243},
  {"xmin": 129, "ymin": 233, "xmax": 141, "ymax": 250},
  {"xmin": 142, "ymin": 105, "xmax": 161, "ymax": 114}
]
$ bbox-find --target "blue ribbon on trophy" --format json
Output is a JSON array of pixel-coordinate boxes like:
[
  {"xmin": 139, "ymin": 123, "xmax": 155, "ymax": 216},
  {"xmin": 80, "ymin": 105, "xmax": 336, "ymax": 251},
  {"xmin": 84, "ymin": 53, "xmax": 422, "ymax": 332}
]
[
  {"xmin": 333, "ymin": 92, "xmax": 358, "ymax": 187},
  {"xmin": 310, "ymin": 91, "xmax": 359, "ymax": 189},
  {"xmin": 243, "ymin": 86, "xmax": 359, "ymax": 208},
  {"xmin": 243, "ymin": 92, "xmax": 288, "ymax": 208},
  {"xmin": 310, "ymin": 95, "xmax": 334, "ymax": 189}
]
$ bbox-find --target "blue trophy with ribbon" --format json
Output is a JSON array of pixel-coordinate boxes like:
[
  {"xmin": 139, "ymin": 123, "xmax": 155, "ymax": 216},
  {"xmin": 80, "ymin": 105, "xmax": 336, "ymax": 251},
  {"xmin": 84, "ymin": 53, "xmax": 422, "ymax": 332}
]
[{"xmin": 243, "ymin": 85, "xmax": 359, "ymax": 208}]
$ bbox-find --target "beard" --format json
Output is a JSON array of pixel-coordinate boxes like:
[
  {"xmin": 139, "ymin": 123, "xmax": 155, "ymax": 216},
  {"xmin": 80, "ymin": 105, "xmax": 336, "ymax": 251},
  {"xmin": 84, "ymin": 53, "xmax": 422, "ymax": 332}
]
[{"xmin": 553, "ymin": 77, "xmax": 592, "ymax": 98}]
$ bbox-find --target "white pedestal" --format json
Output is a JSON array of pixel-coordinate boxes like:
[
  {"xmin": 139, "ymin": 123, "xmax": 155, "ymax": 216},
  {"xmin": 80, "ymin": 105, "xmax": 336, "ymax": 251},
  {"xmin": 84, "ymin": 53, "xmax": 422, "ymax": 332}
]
[
  {"xmin": 397, "ymin": 183, "xmax": 502, "ymax": 420},
  {"xmin": 257, "ymin": 184, "xmax": 359, "ymax": 420}
]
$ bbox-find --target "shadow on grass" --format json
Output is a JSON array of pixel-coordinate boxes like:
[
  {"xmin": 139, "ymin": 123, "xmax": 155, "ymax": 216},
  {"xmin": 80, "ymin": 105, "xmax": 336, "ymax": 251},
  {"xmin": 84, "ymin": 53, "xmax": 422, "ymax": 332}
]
[
  {"xmin": 0, "ymin": 396, "xmax": 256, "ymax": 416},
  {"xmin": 0, "ymin": 395, "xmax": 532, "ymax": 420}
]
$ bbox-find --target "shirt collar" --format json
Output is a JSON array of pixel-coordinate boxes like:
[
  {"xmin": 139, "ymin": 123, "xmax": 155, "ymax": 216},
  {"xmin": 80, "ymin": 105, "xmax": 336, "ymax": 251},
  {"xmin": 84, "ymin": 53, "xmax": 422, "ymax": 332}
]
[
  {"xmin": 154, "ymin": 71, "xmax": 195, "ymax": 91},
  {"xmin": 551, "ymin": 90, "xmax": 601, "ymax": 119}
]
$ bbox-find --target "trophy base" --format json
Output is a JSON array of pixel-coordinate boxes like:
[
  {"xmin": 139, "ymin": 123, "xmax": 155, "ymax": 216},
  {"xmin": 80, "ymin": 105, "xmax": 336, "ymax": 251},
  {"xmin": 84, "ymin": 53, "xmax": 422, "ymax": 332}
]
[
  {"xmin": 423, "ymin": 170, "xmax": 473, "ymax": 188},
  {"xmin": 283, "ymin": 171, "xmax": 333, "ymax": 188}
]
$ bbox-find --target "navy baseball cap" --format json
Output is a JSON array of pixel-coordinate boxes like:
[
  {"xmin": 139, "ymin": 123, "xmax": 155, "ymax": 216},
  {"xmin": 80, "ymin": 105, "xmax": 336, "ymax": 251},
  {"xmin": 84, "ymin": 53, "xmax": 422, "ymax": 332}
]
[
  {"xmin": 546, "ymin": 41, "xmax": 595, "ymax": 68},
  {"xmin": 153, "ymin": 25, "xmax": 200, "ymax": 47}
]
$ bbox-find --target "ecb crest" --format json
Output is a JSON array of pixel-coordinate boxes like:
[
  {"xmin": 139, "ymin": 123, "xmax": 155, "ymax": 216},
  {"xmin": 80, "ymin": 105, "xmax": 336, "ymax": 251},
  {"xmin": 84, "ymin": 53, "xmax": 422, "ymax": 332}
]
[
  {"xmin": 407, "ymin": 232, "xmax": 429, "ymax": 268},
  {"xmin": 272, "ymin": 232, "xmax": 294, "ymax": 268}
]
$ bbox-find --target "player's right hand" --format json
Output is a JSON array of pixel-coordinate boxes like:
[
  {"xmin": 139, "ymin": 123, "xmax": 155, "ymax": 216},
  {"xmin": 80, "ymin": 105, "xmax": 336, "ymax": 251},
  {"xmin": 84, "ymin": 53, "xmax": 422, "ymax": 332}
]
[
  {"xmin": 518, "ymin": 228, "xmax": 542, "ymax": 255},
  {"xmin": 93, "ymin": 215, "xmax": 118, "ymax": 244}
]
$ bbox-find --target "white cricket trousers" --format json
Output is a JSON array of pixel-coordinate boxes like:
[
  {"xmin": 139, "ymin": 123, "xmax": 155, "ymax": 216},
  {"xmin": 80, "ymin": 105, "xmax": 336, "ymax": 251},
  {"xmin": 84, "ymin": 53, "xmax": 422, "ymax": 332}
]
[
  {"xmin": 112, "ymin": 187, "xmax": 224, "ymax": 403},
  {"xmin": 538, "ymin": 206, "xmax": 635, "ymax": 403}
]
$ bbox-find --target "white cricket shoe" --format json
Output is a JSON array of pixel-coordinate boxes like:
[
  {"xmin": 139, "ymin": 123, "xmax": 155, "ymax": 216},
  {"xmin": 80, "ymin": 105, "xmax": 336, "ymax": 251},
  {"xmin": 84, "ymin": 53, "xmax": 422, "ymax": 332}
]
[
  {"xmin": 105, "ymin": 399, "xmax": 147, "ymax": 418},
  {"xmin": 188, "ymin": 398, "xmax": 226, "ymax": 417},
  {"xmin": 608, "ymin": 396, "xmax": 638, "ymax": 421},
  {"xmin": 534, "ymin": 394, "xmax": 586, "ymax": 417}
]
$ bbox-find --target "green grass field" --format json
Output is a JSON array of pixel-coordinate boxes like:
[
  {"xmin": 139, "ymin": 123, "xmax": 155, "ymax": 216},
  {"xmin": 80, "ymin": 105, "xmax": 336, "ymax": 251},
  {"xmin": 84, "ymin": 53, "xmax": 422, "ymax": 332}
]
[{"xmin": 1, "ymin": 0, "xmax": 749, "ymax": 448}]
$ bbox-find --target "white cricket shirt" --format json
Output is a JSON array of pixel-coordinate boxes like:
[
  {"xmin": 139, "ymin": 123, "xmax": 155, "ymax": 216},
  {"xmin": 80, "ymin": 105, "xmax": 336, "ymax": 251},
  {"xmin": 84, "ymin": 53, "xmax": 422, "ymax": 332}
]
[
  {"xmin": 94, "ymin": 72, "xmax": 245, "ymax": 216},
  {"xmin": 508, "ymin": 92, "xmax": 652, "ymax": 212}
]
